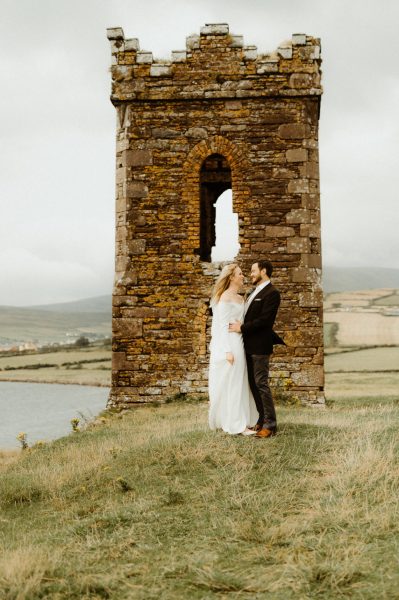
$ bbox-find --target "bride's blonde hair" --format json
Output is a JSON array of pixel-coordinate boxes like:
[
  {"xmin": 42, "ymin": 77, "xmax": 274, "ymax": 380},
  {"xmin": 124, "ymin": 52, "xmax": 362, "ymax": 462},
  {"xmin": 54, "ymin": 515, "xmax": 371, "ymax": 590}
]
[{"xmin": 211, "ymin": 263, "xmax": 239, "ymax": 306}]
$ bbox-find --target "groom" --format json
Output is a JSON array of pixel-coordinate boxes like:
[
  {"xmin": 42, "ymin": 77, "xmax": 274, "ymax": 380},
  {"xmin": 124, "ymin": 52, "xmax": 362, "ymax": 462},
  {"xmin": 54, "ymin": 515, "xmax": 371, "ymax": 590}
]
[{"xmin": 229, "ymin": 259, "xmax": 282, "ymax": 438}]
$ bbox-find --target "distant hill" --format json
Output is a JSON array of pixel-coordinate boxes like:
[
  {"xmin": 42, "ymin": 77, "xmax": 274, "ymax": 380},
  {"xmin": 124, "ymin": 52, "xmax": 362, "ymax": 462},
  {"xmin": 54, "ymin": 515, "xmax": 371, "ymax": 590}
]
[
  {"xmin": 0, "ymin": 295, "xmax": 111, "ymax": 346},
  {"xmin": 323, "ymin": 267, "xmax": 399, "ymax": 293},
  {"xmin": 27, "ymin": 295, "xmax": 112, "ymax": 314}
]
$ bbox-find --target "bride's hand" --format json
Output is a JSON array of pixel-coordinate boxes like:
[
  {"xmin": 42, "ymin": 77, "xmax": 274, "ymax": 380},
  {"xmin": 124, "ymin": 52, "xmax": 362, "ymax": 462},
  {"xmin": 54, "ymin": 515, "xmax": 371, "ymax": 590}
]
[{"xmin": 226, "ymin": 352, "xmax": 234, "ymax": 365}]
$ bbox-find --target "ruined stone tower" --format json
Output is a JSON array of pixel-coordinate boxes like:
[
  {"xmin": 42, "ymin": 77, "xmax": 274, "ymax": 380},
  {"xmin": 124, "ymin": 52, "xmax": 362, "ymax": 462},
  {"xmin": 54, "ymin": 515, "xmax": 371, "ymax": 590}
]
[{"xmin": 107, "ymin": 23, "xmax": 324, "ymax": 407}]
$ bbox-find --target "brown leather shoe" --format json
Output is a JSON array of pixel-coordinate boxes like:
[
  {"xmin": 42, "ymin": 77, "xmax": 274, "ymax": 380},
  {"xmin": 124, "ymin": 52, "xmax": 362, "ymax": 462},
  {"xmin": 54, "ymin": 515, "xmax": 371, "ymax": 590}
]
[
  {"xmin": 248, "ymin": 423, "xmax": 262, "ymax": 432},
  {"xmin": 255, "ymin": 428, "xmax": 276, "ymax": 438}
]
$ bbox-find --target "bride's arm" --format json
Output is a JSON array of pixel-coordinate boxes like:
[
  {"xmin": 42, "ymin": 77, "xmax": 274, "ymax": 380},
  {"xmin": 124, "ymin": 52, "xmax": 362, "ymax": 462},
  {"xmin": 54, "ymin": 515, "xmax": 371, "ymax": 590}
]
[{"xmin": 217, "ymin": 302, "xmax": 234, "ymax": 363}]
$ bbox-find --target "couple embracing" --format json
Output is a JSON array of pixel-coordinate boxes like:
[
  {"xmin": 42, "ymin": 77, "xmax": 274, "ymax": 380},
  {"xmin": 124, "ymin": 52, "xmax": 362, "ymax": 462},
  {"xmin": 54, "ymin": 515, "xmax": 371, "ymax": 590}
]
[{"xmin": 208, "ymin": 259, "xmax": 284, "ymax": 438}]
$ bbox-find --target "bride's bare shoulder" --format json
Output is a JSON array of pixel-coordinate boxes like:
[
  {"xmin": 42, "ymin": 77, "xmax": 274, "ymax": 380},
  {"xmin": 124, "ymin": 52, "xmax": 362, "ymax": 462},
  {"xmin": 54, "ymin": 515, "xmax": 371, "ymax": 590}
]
[{"xmin": 220, "ymin": 290, "xmax": 233, "ymax": 302}]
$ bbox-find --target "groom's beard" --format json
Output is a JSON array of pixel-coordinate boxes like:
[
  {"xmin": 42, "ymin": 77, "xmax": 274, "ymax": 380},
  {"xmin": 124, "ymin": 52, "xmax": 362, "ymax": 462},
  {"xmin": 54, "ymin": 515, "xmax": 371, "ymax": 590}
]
[{"xmin": 251, "ymin": 275, "xmax": 262, "ymax": 286}]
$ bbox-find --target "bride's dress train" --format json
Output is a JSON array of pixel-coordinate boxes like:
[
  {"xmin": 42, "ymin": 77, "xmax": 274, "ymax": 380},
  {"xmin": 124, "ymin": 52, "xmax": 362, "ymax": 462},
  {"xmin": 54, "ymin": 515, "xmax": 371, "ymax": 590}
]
[{"xmin": 208, "ymin": 301, "xmax": 258, "ymax": 434}]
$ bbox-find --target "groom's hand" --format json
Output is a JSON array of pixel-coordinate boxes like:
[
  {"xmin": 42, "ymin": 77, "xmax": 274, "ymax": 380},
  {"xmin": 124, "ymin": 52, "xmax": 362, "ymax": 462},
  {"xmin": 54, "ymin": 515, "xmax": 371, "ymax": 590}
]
[
  {"xmin": 226, "ymin": 352, "xmax": 234, "ymax": 365},
  {"xmin": 229, "ymin": 320, "xmax": 242, "ymax": 333}
]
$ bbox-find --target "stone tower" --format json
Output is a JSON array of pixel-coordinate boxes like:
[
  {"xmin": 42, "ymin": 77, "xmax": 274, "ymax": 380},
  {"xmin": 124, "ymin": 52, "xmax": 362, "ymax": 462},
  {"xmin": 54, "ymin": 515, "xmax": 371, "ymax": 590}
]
[{"xmin": 107, "ymin": 23, "xmax": 324, "ymax": 407}]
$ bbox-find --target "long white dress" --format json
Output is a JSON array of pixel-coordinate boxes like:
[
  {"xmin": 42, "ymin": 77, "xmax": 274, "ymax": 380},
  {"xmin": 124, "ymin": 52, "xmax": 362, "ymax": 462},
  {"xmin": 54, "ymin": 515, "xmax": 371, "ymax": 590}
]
[{"xmin": 208, "ymin": 301, "xmax": 259, "ymax": 434}]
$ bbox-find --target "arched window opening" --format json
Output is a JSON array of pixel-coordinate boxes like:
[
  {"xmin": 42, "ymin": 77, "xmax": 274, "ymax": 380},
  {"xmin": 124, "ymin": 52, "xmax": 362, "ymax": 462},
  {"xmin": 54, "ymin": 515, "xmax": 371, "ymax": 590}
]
[
  {"xmin": 200, "ymin": 153, "xmax": 236, "ymax": 262},
  {"xmin": 211, "ymin": 189, "xmax": 240, "ymax": 262}
]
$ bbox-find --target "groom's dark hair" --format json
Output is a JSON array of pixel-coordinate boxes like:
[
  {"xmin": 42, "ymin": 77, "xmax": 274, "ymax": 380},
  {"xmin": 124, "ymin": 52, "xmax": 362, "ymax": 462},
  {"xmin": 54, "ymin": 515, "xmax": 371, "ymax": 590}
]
[{"xmin": 256, "ymin": 259, "xmax": 273, "ymax": 278}]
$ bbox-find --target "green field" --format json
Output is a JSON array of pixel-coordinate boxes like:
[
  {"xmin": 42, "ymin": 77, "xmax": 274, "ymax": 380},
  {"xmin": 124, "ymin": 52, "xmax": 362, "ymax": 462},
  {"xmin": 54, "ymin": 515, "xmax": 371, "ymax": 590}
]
[
  {"xmin": 1, "ymin": 393, "xmax": 399, "ymax": 599},
  {"xmin": 0, "ymin": 347, "xmax": 111, "ymax": 387},
  {"xmin": 325, "ymin": 346, "xmax": 399, "ymax": 372}
]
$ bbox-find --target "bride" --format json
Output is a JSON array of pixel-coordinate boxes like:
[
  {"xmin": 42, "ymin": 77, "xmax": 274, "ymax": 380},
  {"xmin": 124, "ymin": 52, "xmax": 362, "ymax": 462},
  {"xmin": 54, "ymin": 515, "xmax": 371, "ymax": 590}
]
[{"xmin": 208, "ymin": 263, "xmax": 259, "ymax": 435}]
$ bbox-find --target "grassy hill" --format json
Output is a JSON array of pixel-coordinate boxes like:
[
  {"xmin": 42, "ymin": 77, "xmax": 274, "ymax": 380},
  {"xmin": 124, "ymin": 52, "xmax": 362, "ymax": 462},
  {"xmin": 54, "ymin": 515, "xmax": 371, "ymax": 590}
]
[
  {"xmin": 1, "ymin": 395, "xmax": 399, "ymax": 598},
  {"xmin": 0, "ymin": 296, "xmax": 111, "ymax": 346}
]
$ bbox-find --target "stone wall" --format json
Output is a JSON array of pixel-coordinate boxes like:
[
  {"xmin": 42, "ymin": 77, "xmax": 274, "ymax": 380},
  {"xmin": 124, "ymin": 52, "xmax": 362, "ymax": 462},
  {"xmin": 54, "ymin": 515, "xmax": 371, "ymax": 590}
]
[{"xmin": 107, "ymin": 23, "xmax": 325, "ymax": 407}]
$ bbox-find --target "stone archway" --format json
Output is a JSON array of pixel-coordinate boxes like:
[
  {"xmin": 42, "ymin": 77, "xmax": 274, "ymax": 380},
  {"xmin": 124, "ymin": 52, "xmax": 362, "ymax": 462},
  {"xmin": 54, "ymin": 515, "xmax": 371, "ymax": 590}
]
[{"xmin": 182, "ymin": 136, "xmax": 250, "ymax": 262}]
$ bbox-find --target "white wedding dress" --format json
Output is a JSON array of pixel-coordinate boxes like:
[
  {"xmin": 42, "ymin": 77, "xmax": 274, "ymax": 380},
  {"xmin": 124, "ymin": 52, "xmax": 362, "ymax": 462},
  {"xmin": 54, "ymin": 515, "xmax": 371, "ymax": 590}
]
[{"xmin": 208, "ymin": 301, "xmax": 259, "ymax": 434}]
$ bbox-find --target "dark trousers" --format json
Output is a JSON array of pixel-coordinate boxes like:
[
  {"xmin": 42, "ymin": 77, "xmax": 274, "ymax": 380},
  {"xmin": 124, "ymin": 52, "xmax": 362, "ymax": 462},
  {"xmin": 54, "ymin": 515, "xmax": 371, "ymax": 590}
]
[{"xmin": 246, "ymin": 353, "xmax": 277, "ymax": 431}]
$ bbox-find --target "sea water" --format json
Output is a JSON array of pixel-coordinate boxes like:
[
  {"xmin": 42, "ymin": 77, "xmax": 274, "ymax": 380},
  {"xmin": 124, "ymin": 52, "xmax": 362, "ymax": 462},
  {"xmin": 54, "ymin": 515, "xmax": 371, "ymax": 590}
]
[{"xmin": 0, "ymin": 382, "xmax": 108, "ymax": 448}]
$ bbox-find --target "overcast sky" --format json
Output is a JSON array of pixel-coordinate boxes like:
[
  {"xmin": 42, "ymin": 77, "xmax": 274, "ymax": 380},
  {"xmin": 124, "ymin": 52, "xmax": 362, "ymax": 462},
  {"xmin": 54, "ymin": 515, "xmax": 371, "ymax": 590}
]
[{"xmin": 1, "ymin": 0, "xmax": 398, "ymax": 306}]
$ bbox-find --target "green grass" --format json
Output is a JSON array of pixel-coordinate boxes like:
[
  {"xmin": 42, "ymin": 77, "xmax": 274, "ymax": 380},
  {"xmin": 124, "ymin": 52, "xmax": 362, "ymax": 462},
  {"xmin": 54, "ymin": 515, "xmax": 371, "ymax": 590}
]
[{"xmin": 1, "ymin": 393, "xmax": 399, "ymax": 599}]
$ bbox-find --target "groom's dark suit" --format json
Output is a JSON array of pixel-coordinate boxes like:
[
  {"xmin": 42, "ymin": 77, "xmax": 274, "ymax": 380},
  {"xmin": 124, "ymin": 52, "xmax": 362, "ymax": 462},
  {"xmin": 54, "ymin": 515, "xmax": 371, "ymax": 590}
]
[{"xmin": 241, "ymin": 282, "xmax": 282, "ymax": 431}]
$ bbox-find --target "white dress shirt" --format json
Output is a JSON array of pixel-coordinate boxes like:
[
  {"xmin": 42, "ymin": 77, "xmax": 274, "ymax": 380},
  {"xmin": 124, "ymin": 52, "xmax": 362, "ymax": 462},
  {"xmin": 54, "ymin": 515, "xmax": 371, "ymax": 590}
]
[{"xmin": 244, "ymin": 280, "xmax": 270, "ymax": 316}]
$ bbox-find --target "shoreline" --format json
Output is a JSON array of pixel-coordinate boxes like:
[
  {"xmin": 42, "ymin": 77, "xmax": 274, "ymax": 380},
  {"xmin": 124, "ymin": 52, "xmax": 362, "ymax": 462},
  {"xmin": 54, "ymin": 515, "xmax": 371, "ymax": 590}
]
[{"xmin": 0, "ymin": 377, "xmax": 110, "ymax": 388}]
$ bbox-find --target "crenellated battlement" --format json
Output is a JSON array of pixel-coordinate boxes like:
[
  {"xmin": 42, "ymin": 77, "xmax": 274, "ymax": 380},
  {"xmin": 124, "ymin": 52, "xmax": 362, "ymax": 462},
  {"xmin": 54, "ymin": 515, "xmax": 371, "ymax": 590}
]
[{"xmin": 107, "ymin": 23, "xmax": 322, "ymax": 103}]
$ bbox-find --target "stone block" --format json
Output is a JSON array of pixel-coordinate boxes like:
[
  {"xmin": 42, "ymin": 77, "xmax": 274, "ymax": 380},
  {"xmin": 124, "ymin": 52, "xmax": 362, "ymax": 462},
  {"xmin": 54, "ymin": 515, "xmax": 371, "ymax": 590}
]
[
  {"xmin": 286, "ymin": 148, "xmax": 308, "ymax": 162},
  {"xmin": 225, "ymin": 100, "xmax": 242, "ymax": 110},
  {"xmin": 292, "ymin": 33, "xmax": 307, "ymax": 45},
  {"xmin": 266, "ymin": 225, "xmax": 295, "ymax": 237},
  {"xmin": 287, "ymin": 237, "xmax": 311, "ymax": 253},
  {"xmin": 300, "ymin": 161, "xmax": 319, "ymax": 179},
  {"xmin": 299, "ymin": 45, "xmax": 320, "ymax": 60},
  {"xmin": 129, "ymin": 239, "xmax": 146, "ymax": 255},
  {"xmin": 186, "ymin": 34, "xmax": 200, "ymax": 50},
  {"xmin": 252, "ymin": 241, "xmax": 273, "ymax": 252},
  {"xmin": 150, "ymin": 64, "xmax": 172, "ymax": 77},
  {"xmin": 185, "ymin": 127, "xmax": 208, "ymax": 138},
  {"xmin": 291, "ymin": 267, "xmax": 321, "ymax": 284},
  {"xmin": 257, "ymin": 61, "xmax": 279, "ymax": 74},
  {"xmin": 301, "ymin": 253, "xmax": 322, "ymax": 268},
  {"xmin": 310, "ymin": 210, "xmax": 320, "ymax": 225},
  {"xmin": 112, "ymin": 351, "xmax": 129, "ymax": 370},
  {"xmin": 119, "ymin": 270, "xmax": 138, "ymax": 286},
  {"xmin": 301, "ymin": 194, "xmax": 319, "ymax": 209},
  {"xmin": 200, "ymin": 23, "xmax": 229, "ymax": 35},
  {"xmin": 230, "ymin": 35, "xmax": 244, "ymax": 47},
  {"xmin": 123, "ymin": 149, "xmax": 153, "ymax": 167},
  {"xmin": 288, "ymin": 179, "xmax": 310, "ymax": 194},
  {"xmin": 131, "ymin": 307, "xmax": 168, "ymax": 318},
  {"xmin": 299, "ymin": 291, "xmax": 323, "ymax": 308},
  {"xmin": 115, "ymin": 167, "xmax": 127, "ymax": 184},
  {"xmin": 289, "ymin": 73, "xmax": 313, "ymax": 89},
  {"xmin": 300, "ymin": 223, "xmax": 320, "ymax": 238},
  {"xmin": 152, "ymin": 127, "xmax": 179, "ymax": 138},
  {"xmin": 136, "ymin": 51, "xmax": 153, "ymax": 63},
  {"xmin": 125, "ymin": 181, "xmax": 148, "ymax": 198},
  {"xmin": 292, "ymin": 366, "xmax": 324, "ymax": 387},
  {"xmin": 172, "ymin": 50, "xmax": 187, "ymax": 62},
  {"xmin": 286, "ymin": 208, "xmax": 311, "ymax": 223},
  {"xmin": 285, "ymin": 327, "xmax": 323, "ymax": 348},
  {"xmin": 142, "ymin": 387, "xmax": 162, "ymax": 395},
  {"xmin": 278, "ymin": 46, "xmax": 293, "ymax": 59},
  {"xmin": 272, "ymin": 167, "xmax": 295, "ymax": 179},
  {"xmin": 116, "ymin": 197, "xmax": 126, "ymax": 213},
  {"xmin": 220, "ymin": 124, "xmax": 246, "ymax": 132},
  {"xmin": 124, "ymin": 38, "xmax": 140, "ymax": 51},
  {"xmin": 278, "ymin": 123, "xmax": 311, "ymax": 139},
  {"xmin": 115, "ymin": 256, "xmax": 128, "ymax": 272},
  {"xmin": 113, "ymin": 318, "xmax": 143, "ymax": 338},
  {"xmin": 107, "ymin": 27, "xmax": 124, "ymax": 40},
  {"xmin": 115, "ymin": 225, "xmax": 127, "ymax": 242},
  {"xmin": 243, "ymin": 46, "xmax": 257, "ymax": 60},
  {"xmin": 237, "ymin": 80, "xmax": 252, "ymax": 89}
]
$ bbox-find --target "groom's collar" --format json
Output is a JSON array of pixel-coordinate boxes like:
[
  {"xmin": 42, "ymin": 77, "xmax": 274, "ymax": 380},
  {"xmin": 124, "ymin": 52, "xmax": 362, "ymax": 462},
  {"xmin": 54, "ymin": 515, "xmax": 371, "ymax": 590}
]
[{"xmin": 253, "ymin": 280, "xmax": 270, "ymax": 294}]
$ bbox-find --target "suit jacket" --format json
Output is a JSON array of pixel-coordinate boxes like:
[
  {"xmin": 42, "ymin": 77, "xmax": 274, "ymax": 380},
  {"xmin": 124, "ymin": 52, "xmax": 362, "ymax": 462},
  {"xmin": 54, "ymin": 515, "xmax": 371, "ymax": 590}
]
[{"xmin": 241, "ymin": 282, "xmax": 283, "ymax": 355}]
